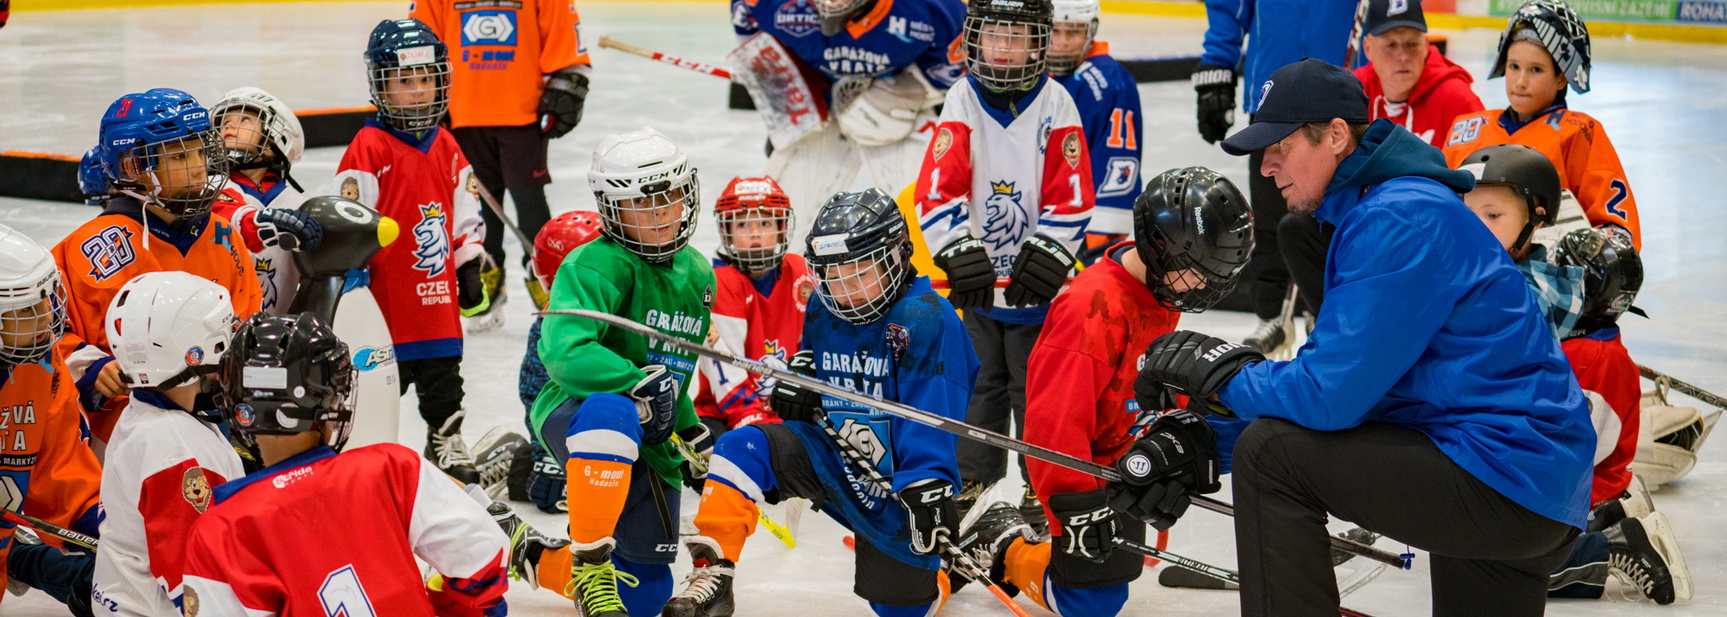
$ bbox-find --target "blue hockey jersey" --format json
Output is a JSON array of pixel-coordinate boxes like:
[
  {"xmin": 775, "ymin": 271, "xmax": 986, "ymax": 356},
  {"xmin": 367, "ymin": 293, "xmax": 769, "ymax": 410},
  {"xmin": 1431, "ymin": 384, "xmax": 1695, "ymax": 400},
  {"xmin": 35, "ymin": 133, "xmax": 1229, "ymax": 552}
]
[
  {"xmin": 732, "ymin": 0, "xmax": 968, "ymax": 90},
  {"xmin": 1052, "ymin": 42, "xmax": 1143, "ymax": 236}
]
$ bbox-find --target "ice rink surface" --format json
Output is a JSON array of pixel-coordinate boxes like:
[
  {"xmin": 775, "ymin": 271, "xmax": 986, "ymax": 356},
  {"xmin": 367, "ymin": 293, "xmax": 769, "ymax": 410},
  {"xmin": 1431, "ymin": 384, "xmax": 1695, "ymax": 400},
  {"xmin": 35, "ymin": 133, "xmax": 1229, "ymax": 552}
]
[{"xmin": 3, "ymin": 1, "xmax": 1726, "ymax": 615}]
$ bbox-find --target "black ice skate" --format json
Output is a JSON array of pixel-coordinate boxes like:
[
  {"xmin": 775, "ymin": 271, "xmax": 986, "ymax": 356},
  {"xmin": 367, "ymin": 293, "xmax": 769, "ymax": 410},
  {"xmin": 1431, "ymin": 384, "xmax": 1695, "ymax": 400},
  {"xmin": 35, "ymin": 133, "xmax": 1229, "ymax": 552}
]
[
  {"xmin": 1606, "ymin": 515, "xmax": 1677, "ymax": 605},
  {"xmin": 473, "ymin": 427, "xmax": 529, "ymax": 499},
  {"xmin": 1018, "ymin": 484, "xmax": 1049, "ymax": 539},
  {"xmin": 425, "ymin": 410, "xmax": 481, "ymax": 485},
  {"xmin": 950, "ymin": 501, "xmax": 1034, "ymax": 593},
  {"xmin": 487, "ymin": 500, "xmax": 570, "ymax": 589},
  {"xmin": 569, "ymin": 538, "xmax": 636, "ymax": 617},
  {"xmin": 663, "ymin": 536, "xmax": 736, "ymax": 617}
]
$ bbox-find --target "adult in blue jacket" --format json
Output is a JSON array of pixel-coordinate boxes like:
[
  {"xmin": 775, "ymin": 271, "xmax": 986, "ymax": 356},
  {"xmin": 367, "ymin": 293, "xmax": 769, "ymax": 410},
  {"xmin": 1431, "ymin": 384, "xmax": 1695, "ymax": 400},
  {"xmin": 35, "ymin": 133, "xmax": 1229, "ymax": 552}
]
[
  {"xmin": 1115, "ymin": 59, "xmax": 1593, "ymax": 616},
  {"xmin": 1194, "ymin": 0, "xmax": 1356, "ymax": 353}
]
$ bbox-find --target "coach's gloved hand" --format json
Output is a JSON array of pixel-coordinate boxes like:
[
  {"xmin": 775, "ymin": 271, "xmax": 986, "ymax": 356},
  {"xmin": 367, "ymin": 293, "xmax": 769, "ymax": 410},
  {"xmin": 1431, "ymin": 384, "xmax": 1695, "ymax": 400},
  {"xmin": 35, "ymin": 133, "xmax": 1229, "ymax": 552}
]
[
  {"xmin": 1136, "ymin": 331, "xmax": 1263, "ymax": 414},
  {"xmin": 630, "ymin": 365, "xmax": 680, "ymax": 444},
  {"xmin": 456, "ymin": 260, "xmax": 491, "ymax": 317},
  {"xmin": 770, "ymin": 350, "xmax": 825, "ymax": 423},
  {"xmin": 539, "ymin": 67, "xmax": 590, "ymax": 139},
  {"xmin": 1107, "ymin": 408, "xmax": 1221, "ymax": 531},
  {"xmin": 934, "ymin": 237, "xmax": 996, "ymax": 311},
  {"xmin": 1049, "ymin": 488, "xmax": 1118, "ymax": 563},
  {"xmin": 1192, "ymin": 63, "xmax": 1237, "ymax": 145},
  {"xmin": 256, "ymin": 208, "xmax": 323, "ymax": 252},
  {"xmin": 901, "ymin": 478, "xmax": 959, "ymax": 555},
  {"xmin": 1004, "ymin": 235, "xmax": 1074, "ymax": 307}
]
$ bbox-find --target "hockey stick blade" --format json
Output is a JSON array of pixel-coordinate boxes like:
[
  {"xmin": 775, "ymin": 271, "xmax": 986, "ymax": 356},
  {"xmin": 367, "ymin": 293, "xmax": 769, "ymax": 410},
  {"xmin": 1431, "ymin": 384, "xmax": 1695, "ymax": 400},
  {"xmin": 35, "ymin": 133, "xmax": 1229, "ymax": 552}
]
[
  {"xmin": 538, "ymin": 309, "xmax": 1406, "ymax": 569},
  {"xmin": 1117, "ymin": 538, "xmax": 1377, "ymax": 617},
  {"xmin": 1158, "ymin": 565, "xmax": 1237, "ymax": 590}
]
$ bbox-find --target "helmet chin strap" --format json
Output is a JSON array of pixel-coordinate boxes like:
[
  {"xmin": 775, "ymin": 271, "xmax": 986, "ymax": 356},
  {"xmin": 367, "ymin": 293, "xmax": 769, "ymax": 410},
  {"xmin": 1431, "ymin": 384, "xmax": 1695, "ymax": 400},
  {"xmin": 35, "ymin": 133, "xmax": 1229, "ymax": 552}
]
[{"xmin": 1510, "ymin": 221, "xmax": 1537, "ymax": 256}]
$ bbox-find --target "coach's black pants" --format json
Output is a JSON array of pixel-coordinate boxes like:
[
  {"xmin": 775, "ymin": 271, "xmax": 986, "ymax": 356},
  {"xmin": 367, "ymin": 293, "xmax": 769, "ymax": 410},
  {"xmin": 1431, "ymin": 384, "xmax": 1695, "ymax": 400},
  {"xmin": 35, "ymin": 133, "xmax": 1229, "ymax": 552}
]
[
  {"xmin": 956, "ymin": 312, "xmax": 1042, "ymax": 486},
  {"xmin": 1278, "ymin": 213, "xmax": 1334, "ymax": 316},
  {"xmin": 1246, "ymin": 148, "xmax": 1292, "ymax": 320},
  {"xmin": 1232, "ymin": 418, "xmax": 1577, "ymax": 617}
]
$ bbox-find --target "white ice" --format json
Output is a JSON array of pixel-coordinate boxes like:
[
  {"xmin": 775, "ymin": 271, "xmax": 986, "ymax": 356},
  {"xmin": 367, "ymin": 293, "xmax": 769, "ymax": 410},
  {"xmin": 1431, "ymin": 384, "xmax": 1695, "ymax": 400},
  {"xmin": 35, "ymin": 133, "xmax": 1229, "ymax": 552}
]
[{"xmin": 2, "ymin": 2, "xmax": 1725, "ymax": 615}]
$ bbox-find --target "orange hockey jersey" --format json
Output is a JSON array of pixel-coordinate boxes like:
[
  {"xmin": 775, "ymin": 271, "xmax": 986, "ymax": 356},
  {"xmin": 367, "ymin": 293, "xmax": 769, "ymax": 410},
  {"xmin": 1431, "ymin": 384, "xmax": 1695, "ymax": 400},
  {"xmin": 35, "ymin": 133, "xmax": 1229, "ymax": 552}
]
[
  {"xmin": 410, "ymin": 0, "xmax": 589, "ymax": 128},
  {"xmin": 50, "ymin": 198, "xmax": 262, "ymax": 442},
  {"xmin": 1442, "ymin": 107, "xmax": 1641, "ymax": 249},
  {"xmin": 0, "ymin": 344, "xmax": 105, "ymax": 599}
]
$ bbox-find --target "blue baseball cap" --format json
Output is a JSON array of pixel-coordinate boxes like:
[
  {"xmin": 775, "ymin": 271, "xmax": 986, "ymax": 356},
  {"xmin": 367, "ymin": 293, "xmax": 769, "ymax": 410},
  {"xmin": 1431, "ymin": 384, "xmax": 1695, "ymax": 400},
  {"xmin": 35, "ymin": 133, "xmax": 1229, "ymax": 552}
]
[
  {"xmin": 1221, "ymin": 58, "xmax": 1371, "ymax": 157},
  {"xmin": 1365, "ymin": 0, "xmax": 1427, "ymax": 36}
]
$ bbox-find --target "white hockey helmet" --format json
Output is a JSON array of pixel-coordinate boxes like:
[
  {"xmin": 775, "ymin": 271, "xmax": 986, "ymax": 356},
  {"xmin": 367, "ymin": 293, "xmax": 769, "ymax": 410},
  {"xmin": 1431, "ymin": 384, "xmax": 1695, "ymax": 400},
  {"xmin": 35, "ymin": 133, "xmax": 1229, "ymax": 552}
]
[
  {"xmin": 0, "ymin": 225, "xmax": 67, "ymax": 368},
  {"xmin": 105, "ymin": 271, "xmax": 238, "ymax": 391},
  {"xmin": 1048, "ymin": 0, "xmax": 1101, "ymax": 76},
  {"xmin": 588, "ymin": 127, "xmax": 701, "ymax": 265},
  {"xmin": 210, "ymin": 87, "xmax": 305, "ymax": 171}
]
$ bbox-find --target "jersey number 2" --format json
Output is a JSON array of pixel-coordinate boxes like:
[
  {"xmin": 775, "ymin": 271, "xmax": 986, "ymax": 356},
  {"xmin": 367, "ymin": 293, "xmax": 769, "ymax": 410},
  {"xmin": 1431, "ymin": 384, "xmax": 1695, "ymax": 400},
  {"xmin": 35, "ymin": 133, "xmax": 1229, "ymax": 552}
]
[
  {"xmin": 320, "ymin": 565, "xmax": 378, "ymax": 617},
  {"xmin": 1605, "ymin": 178, "xmax": 1630, "ymax": 220}
]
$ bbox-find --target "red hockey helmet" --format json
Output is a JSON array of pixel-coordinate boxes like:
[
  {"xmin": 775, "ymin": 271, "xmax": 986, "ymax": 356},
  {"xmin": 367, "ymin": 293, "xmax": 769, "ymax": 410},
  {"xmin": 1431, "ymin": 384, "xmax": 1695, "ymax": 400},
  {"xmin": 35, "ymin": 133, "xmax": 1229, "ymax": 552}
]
[
  {"xmin": 714, "ymin": 176, "xmax": 794, "ymax": 276},
  {"xmin": 533, "ymin": 210, "xmax": 604, "ymax": 289}
]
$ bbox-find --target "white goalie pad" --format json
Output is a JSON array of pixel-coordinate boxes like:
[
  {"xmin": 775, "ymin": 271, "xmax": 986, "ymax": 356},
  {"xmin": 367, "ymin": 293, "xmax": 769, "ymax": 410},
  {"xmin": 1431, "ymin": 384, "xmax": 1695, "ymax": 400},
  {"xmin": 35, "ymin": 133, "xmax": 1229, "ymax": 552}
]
[
  {"xmin": 834, "ymin": 68, "xmax": 945, "ymax": 147},
  {"xmin": 728, "ymin": 33, "xmax": 828, "ymax": 150},
  {"xmin": 1634, "ymin": 380, "xmax": 1722, "ymax": 489}
]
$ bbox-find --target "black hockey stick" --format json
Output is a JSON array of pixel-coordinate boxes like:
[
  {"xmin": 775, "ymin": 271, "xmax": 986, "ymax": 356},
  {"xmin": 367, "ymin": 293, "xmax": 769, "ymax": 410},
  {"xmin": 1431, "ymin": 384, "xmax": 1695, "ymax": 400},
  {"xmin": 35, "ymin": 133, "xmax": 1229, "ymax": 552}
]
[
  {"xmin": 539, "ymin": 309, "xmax": 1409, "ymax": 570},
  {"xmin": 1640, "ymin": 365, "xmax": 1727, "ymax": 410},
  {"xmin": 2, "ymin": 509, "xmax": 99, "ymax": 551}
]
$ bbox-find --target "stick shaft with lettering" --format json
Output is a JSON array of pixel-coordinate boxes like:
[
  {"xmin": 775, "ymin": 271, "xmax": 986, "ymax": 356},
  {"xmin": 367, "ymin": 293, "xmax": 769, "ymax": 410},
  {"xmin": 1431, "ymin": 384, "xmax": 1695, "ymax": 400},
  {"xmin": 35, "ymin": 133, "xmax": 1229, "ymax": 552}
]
[
  {"xmin": 597, "ymin": 36, "xmax": 733, "ymax": 80},
  {"xmin": 2, "ymin": 509, "xmax": 99, "ymax": 551},
  {"xmin": 537, "ymin": 309, "xmax": 1407, "ymax": 569}
]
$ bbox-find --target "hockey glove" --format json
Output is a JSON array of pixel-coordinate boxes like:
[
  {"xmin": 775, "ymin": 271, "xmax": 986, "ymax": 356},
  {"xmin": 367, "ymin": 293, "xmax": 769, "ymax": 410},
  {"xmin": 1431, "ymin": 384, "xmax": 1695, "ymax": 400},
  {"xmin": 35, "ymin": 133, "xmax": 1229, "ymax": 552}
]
[
  {"xmin": 1004, "ymin": 235, "xmax": 1075, "ymax": 307},
  {"xmin": 1192, "ymin": 64, "xmax": 1237, "ymax": 145},
  {"xmin": 1049, "ymin": 488, "xmax": 1118, "ymax": 563},
  {"xmin": 934, "ymin": 237, "xmax": 997, "ymax": 311},
  {"xmin": 539, "ymin": 68, "xmax": 590, "ymax": 139},
  {"xmin": 770, "ymin": 350, "xmax": 825, "ymax": 423},
  {"xmin": 456, "ymin": 260, "xmax": 491, "ymax": 317},
  {"xmin": 900, "ymin": 479, "xmax": 959, "ymax": 555},
  {"xmin": 518, "ymin": 446, "xmax": 569, "ymax": 514},
  {"xmin": 256, "ymin": 208, "xmax": 323, "ymax": 252},
  {"xmin": 1136, "ymin": 330, "xmax": 1263, "ymax": 412},
  {"xmin": 1107, "ymin": 408, "xmax": 1221, "ymax": 531},
  {"xmin": 630, "ymin": 365, "xmax": 680, "ymax": 445}
]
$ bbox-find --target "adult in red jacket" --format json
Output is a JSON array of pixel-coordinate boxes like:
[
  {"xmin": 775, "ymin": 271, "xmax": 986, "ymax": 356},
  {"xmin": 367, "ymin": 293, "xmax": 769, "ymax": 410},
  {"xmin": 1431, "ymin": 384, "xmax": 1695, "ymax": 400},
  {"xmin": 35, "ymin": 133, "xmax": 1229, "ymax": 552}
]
[{"xmin": 1283, "ymin": 0, "xmax": 1486, "ymax": 316}]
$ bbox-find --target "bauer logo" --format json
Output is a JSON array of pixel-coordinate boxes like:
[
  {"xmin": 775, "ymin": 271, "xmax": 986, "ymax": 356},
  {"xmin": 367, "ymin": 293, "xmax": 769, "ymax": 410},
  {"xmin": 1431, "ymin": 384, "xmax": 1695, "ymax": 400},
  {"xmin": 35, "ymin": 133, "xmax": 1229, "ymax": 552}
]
[
  {"xmin": 774, "ymin": 0, "xmax": 821, "ymax": 38},
  {"xmin": 396, "ymin": 45, "xmax": 437, "ymax": 66},
  {"xmin": 811, "ymin": 234, "xmax": 849, "ymax": 256},
  {"xmin": 462, "ymin": 10, "xmax": 518, "ymax": 46}
]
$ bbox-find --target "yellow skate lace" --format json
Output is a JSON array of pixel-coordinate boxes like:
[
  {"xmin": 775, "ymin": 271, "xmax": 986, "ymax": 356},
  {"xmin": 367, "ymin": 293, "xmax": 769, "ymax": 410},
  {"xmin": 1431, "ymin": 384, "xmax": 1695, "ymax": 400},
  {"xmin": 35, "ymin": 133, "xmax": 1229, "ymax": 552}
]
[{"xmin": 566, "ymin": 559, "xmax": 640, "ymax": 612}]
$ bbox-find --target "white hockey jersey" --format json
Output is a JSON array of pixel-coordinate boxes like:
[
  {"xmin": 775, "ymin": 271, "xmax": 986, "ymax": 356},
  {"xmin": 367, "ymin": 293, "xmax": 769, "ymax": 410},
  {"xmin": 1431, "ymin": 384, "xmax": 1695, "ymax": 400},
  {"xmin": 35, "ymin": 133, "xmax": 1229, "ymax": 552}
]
[
  {"xmin": 91, "ymin": 391, "xmax": 246, "ymax": 617},
  {"xmin": 914, "ymin": 75, "xmax": 1094, "ymax": 322}
]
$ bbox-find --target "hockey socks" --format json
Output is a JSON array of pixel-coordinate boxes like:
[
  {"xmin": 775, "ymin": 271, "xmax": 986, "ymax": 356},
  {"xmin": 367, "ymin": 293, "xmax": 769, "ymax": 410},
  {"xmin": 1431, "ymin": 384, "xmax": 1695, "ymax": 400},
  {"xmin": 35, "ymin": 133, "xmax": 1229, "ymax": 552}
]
[
  {"xmin": 1000, "ymin": 538, "xmax": 1129, "ymax": 617},
  {"xmin": 564, "ymin": 393, "xmax": 642, "ymax": 544},
  {"xmin": 693, "ymin": 427, "xmax": 779, "ymax": 561}
]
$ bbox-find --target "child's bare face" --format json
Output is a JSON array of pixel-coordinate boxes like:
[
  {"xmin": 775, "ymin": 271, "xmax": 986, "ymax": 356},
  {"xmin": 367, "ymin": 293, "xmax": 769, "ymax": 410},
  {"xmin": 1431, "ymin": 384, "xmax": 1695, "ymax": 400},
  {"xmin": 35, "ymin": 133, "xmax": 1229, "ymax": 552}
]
[
  {"xmin": 1503, "ymin": 41, "xmax": 1565, "ymax": 116},
  {"xmin": 1464, "ymin": 184, "xmax": 1539, "ymax": 254}
]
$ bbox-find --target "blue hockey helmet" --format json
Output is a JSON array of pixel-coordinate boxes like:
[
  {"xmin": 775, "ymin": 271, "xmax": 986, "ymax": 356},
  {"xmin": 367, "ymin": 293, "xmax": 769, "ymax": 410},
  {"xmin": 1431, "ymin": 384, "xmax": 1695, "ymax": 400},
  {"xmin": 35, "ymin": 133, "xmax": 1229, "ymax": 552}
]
[
  {"xmin": 96, "ymin": 88, "xmax": 228, "ymax": 219},
  {"xmin": 78, "ymin": 146, "xmax": 109, "ymax": 206},
  {"xmin": 363, "ymin": 18, "xmax": 451, "ymax": 132}
]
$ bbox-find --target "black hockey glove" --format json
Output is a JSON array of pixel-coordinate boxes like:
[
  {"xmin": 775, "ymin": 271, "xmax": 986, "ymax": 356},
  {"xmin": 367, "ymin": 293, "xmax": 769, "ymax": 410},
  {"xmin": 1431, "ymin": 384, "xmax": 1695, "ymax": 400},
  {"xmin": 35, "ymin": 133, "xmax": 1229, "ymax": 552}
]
[
  {"xmin": 934, "ymin": 237, "xmax": 996, "ymax": 311},
  {"xmin": 1049, "ymin": 488, "xmax": 1118, "ymax": 563},
  {"xmin": 1107, "ymin": 408, "xmax": 1221, "ymax": 531},
  {"xmin": 1004, "ymin": 235, "xmax": 1075, "ymax": 307},
  {"xmin": 630, "ymin": 365, "xmax": 680, "ymax": 445},
  {"xmin": 256, "ymin": 208, "xmax": 323, "ymax": 252},
  {"xmin": 900, "ymin": 479, "xmax": 959, "ymax": 555},
  {"xmin": 539, "ymin": 68, "xmax": 590, "ymax": 139},
  {"xmin": 1136, "ymin": 330, "xmax": 1263, "ymax": 413},
  {"xmin": 1192, "ymin": 63, "xmax": 1237, "ymax": 145},
  {"xmin": 518, "ymin": 447, "xmax": 569, "ymax": 514},
  {"xmin": 456, "ymin": 260, "xmax": 490, "ymax": 317},
  {"xmin": 770, "ymin": 350, "xmax": 825, "ymax": 423}
]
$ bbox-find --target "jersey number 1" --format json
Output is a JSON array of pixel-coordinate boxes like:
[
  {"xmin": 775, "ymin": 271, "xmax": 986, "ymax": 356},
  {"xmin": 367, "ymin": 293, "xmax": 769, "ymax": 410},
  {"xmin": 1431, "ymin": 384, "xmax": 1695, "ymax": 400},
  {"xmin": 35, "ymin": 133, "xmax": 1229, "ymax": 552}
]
[
  {"xmin": 320, "ymin": 565, "xmax": 378, "ymax": 617},
  {"xmin": 1106, "ymin": 109, "xmax": 1137, "ymax": 149}
]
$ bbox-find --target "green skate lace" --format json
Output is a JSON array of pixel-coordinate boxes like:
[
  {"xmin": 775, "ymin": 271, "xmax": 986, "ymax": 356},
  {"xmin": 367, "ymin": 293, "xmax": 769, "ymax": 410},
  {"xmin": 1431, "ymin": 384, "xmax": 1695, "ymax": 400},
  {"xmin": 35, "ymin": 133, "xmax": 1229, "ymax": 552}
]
[{"xmin": 567, "ymin": 559, "xmax": 640, "ymax": 613}]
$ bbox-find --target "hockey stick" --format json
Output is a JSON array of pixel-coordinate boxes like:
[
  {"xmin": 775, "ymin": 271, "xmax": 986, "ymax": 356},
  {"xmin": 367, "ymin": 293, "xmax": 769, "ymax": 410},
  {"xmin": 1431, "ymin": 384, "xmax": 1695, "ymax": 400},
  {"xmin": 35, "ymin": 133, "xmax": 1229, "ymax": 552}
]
[
  {"xmin": 1343, "ymin": 0, "xmax": 1371, "ymax": 70},
  {"xmin": 1119, "ymin": 538, "xmax": 1381, "ymax": 617},
  {"xmin": 1640, "ymin": 365, "xmax": 1727, "ymax": 410},
  {"xmin": 670, "ymin": 432, "xmax": 799, "ymax": 549},
  {"xmin": 597, "ymin": 35, "xmax": 734, "ymax": 80},
  {"xmin": 471, "ymin": 180, "xmax": 554, "ymax": 311},
  {"xmin": 1, "ymin": 509, "xmax": 99, "ymax": 551},
  {"xmin": 538, "ymin": 309, "xmax": 1409, "ymax": 569}
]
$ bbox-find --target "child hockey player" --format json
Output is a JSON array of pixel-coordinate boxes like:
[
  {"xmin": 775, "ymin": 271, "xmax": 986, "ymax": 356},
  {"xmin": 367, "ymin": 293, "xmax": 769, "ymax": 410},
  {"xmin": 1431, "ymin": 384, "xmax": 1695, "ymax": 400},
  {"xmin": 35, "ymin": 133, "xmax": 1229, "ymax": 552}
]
[
  {"xmin": 1047, "ymin": 0, "xmax": 1142, "ymax": 262},
  {"xmin": 53, "ymin": 88, "xmax": 261, "ymax": 448},
  {"xmin": 209, "ymin": 86, "xmax": 322, "ymax": 315},
  {"xmin": 1457, "ymin": 144, "xmax": 1584, "ymax": 340},
  {"xmin": 663, "ymin": 189, "xmax": 979, "ymax": 617},
  {"xmin": 334, "ymin": 18, "xmax": 489, "ymax": 484},
  {"xmin": 0, "ymin": 225, "xmax": 104, "ymax": 616},
  {"xmin": 89, "ymin": 272, "xmax": 247, "ymax": 615},
  {"xmin": 694, "ymin": 176, "xmax": 813, "ymax": 437},
  {"xmin": 955, "ymin": 167, "xmax": 1253, "ymax": 617},
  {"xmin": 530, "ymin": 127, "xmax": 713, "ymax": 617},
  {"xmin": 916, "ymin": 0, "xmax": 1092, "ymax": 522},
  {"xmin": 179, "ymin": 313, "xmax": 510, "ymax": 616},
  {"xmin": 1443, "ymin": 0, "xmax": 1640, "ymax": 249}
]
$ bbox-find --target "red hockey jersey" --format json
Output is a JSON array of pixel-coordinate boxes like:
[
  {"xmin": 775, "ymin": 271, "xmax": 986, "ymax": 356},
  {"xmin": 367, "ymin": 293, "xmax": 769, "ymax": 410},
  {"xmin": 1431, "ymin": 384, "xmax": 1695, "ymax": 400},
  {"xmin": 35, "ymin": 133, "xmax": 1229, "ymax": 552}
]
[
  {"xmin": 333, "ymin": 121, "xmax": 484, "ymax": 361},
  {"xmin": 1023, "ymin": 247, "xmax": 1179, "ymax": 534},
  {"xmin": 0, "ymin": 344, "xmax": 104, "ymax": 601},
  {"xmin": 180, "ymin": 444, "xmax": 509, "ymax": 617},
  {"xmin": 694, "ymin": 256, "xmax": 815, "ymax": 428},
  {"xmin": 1563, "ymin": 328, "xmax": 1640, "ymax": 505}
]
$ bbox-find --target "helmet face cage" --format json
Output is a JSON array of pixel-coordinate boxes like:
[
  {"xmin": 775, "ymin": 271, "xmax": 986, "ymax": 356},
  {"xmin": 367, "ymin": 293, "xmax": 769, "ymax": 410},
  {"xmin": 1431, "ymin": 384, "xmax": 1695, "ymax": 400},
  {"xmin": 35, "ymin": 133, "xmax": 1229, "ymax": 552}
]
[
  {"xmin": 964, "ymin": 14, "xmax": 1052, "ymax": 92},
  {"xmin": 0, "ymin": 274, "xmax": 66, "ymax": 368},
  {"xmin": 117, "ymin": 130, "xmax": 230, "ymax": 220},
  {"xmin": 211, "ymin": 99, "xmax": 284, "ymax": 170},
  {"xmin": 717, "ymin": 195, "xmax": 794, "ymax": 276},
  {"xmin": 1143, "ymin": 234, "xmax": 1242, "ymax": 313},
  {"xmin": 1045, "ymin": 20, "xmax": 1097, "ymax": 76},
  {"xmin": 596, "ymin": 175, "xmax": 701, "ymax": 265},
  {"xmin": 812, "ymin": 239, "xmax": 912, "ymax": 325},
  {"xmin": 368, "ymin": 62, "xmax": 451, "ymax": 133}
]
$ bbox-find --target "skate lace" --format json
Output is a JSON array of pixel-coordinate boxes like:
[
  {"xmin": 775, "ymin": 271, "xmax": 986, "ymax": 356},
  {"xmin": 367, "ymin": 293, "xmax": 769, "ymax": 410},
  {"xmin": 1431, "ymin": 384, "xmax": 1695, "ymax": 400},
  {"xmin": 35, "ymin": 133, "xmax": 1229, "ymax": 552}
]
[
  {"xmin": 429, "ymin": 430, "xmax": 476, "ymax": 468},
  {"xmin": 673, "ymin": 562, "xmax": 735, "ymax": 602},
  {"xmin": 1248, "ymin": 319, "xmax": 1286, "ymax": 340},
  {"xmin": 567, "ymin": 560, "xmax": 639, "ymax": 613},
  {"xmin": 1608, "ymin": 552, "xmax": 1656, "ymax": 597}
]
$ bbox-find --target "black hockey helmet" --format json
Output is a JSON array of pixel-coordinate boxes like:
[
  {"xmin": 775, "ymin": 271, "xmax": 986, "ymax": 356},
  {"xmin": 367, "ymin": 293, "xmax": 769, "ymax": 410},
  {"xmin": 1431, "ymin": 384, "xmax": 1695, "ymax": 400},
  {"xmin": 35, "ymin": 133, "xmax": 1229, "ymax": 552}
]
[
  {"xmin": 1459, "ymin": 144, "xmax": 1561, "ymax": 253},
  {"xmin": 805, "ymin": 188, "xmax": 913, "ymax": 325},
  {"xmin": 221, "ymin": 313, "xmax": 359, "ymax": 454},
  {"xmin": 1550, "ymin": 228, "xmax": 1642, "ymax": 334},
  {"xmin": 364, "ymin": 18, "xmax": 451, "ymax": 132},
  {"xmin": 1133, "ymin": 167, "xmax": 1254, "ymax": 313},
  {"xmin": 964, "ymin": 0, "xmax": 1054, "ymax": 92}
]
